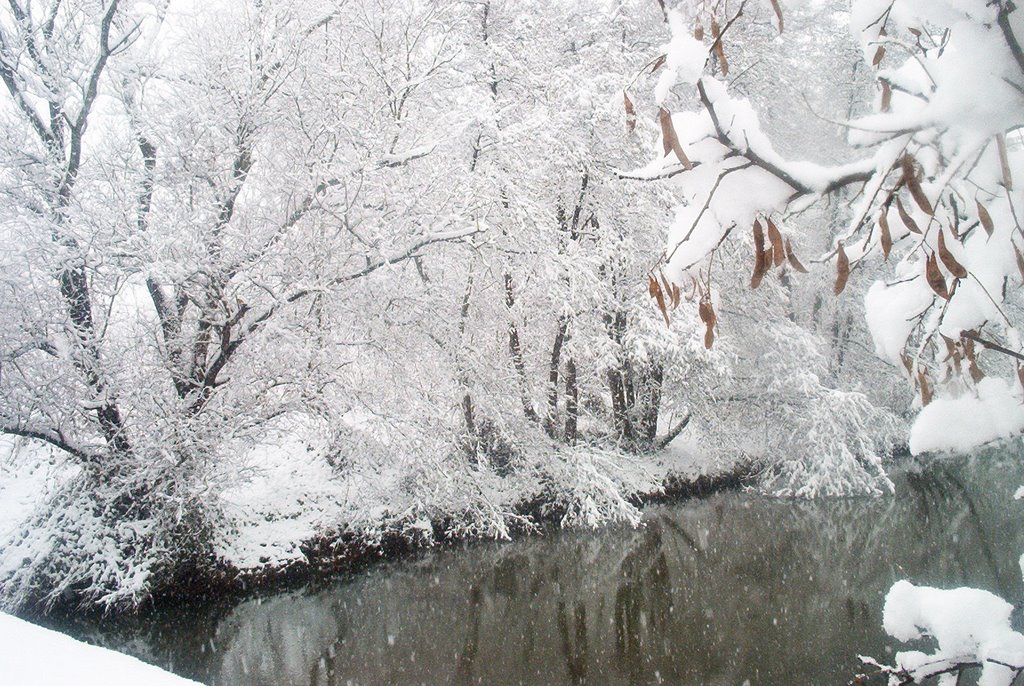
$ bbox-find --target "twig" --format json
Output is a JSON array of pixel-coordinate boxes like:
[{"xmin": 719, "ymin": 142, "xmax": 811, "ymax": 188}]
[{"xmin": 961, "ymin": 330, "xmax": 1024, "ymax": 362}]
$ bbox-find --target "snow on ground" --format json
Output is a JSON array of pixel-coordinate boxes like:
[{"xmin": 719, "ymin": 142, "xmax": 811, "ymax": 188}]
[
  {"xmin": 0, "ymin": 612, "xmax": 204, "ymax": 686},
  {"xmin": 213, "ymin": 428, "xmax": 354, "ymax": 571}
]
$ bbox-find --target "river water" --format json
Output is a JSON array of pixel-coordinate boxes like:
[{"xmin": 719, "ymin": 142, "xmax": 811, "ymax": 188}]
[{"xmin": 50, "ymin": 450, "xmax": 1024, "ymax": 685}]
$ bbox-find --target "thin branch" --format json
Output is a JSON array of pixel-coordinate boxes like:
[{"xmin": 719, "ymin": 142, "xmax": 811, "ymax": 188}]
[
  {"xmin": 0, "ymin": 30, "xmax": 53, "ymax": 144},
  {"xmin": 665, "ymin": 161, "xmax": 752, "ymax": 266},
  {"xmin": 1, "ymin": 424, "xmax": 95, "ymax": 462},
  {"xmin": 697, "ymin": 79, "xmax": 873, "ymax": 197},
  {"xmin": 961, "ymin": 330, "xmax": 1024, "ymax": 363},
  {"xmin": 998, "ymin": 1, "xmax": 1024, "ymax": 78},
  {"xmin": 656, "ymin": 412, "xmax": 691, "ymax": 450},
  {"xmin": 59, "ymin": 0, "xmax": 123, "ymax": 201},
  {"xmin": 705, "ymin": 0, "xmax": 748, "ymax": 66},
  {"xmin": 194, "ymin": 226, "xmax": 481, "ymax": 407},
  {"xmin": 230, "ymin": 147, "xmax": 439, "ymax": 279}
]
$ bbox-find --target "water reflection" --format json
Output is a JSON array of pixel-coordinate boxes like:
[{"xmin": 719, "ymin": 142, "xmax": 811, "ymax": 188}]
[{"xmin": 60, "ymin": 452, "xmax": 1024, "ymax": 685}]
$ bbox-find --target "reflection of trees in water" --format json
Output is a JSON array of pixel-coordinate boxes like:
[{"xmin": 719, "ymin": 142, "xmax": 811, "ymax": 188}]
[
  {"xmin": 57, "ymin": 454, "xmax": 1024, "ymax": 686},
  {"xmin": 555, "ymin": 599, "xmax": 588, "ymax": 684},
  {"xmin": 612, "ymin": 525, "xmax": 673, "ymax": 682},
  {"xmin": 454, "ymin": 584, "xmax": 481, "ymax": 684},
  {"xmin": 901, "ymin": 460, "xmax": 1016, "ymax": 597},
  {"xmin": 211, "ymin": 594, "xmax": 350, "ymax": 686}
]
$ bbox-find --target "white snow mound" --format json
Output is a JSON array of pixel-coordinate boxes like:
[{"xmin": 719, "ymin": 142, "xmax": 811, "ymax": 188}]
[
  {"xmin": 0, "ymin": 613, "xmax": 205, "ymax": 686},
  {"xmin": 883, "ymin": 580, "xmax": 1024, "ymax": 686}
]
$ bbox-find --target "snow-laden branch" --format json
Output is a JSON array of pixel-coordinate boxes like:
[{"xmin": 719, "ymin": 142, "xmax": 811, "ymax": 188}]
[
  {"xmin": 631, "ymin": 0, "xmax": 1024, "ymax": 455},
  {"xmin": 0, "ymin": 424, "xmax": 96, "ymax": 462},
  {"xmin": 378, "ymin": 143, "xmax": 436, "ymax": 168},
  {"xmin": 695, "ymin": 78, "xmax": 876, "ymax": 197},
  {"xmin": 227, "ymin": 144, "xmax": 442, "ymax": 280},
  {"xmin": 195, "ymin": 225, "xmax": 482, "ymax": 409},
  {"xmin": 857, "ymin": 581, "xmax": 1024, "ymax": 686}
]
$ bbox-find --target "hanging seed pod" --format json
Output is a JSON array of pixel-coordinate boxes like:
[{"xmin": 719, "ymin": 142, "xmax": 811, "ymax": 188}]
[
  {"xmin": 937, "ymin": 230, "xmax": 967, "ymax": 279},
  {"xmin": 660, "ymin": 271, "xmax": 673, "ymax": 299},
  {"xmin": 940, "ymin": 334, "xmax": 957, "ymax": 361},
  {"xmin": 767, "ymin": 218, "xmax": 785, "ymax": 267},
  {"xmin": 710, "ymin": 18, "xmax": 729, "ymax": 75},
  {"xmin": 879, "ymin": 210, "xmax": 893, "ymax": 259},
  {"xmin": 917, "ymin": 368, "xmax": 933, "ymax": 405},
  {"xmin": 961, "ymin": 336, "xmax": 984, "ymax": 383},
  {"xmin": 1015, "ymin": 245, "xmax": 1024, "ymax": 281},
  {"xmin": 872, "ymin": 45, "xmax": 885, "ymax": 67},
  {"xmin": 769, "ymin": 0, "xmax": 784, "ymax": 33},
  {"xmin": 698, "ymin": 298, "xmax": 716, "ymax": 349},
  {"xmin": 623, "ymin": 91, "xmax": 637, "ymax": 133},
  {"xmin": 659, "ymin": 108, "xmax": 693, "ymax": 169},
  {"xmin": 902, "ymin": 155, "xmax": 934, "ymax": 215},
  {"xmin": 977, "ymin": 200, "xmax": 994, "ymax": 237},
  {"xmin": 784, "ymin": 238, "xmax": 808, "ymax": 273},
  {"xmin": 896, "ymin": 197, "xmax": 922, "ymax": 234},
  {"xmin": 751, "ymin": 220, "xmax": 768, "ymax": 289},
  {"xmin": 900, "ymin": 351, "xmax": 914, "ymax": 377},
  {"xmin": 997, "ymin": 133, "xmax": 1014, "ymax": 190},
  {"xmin": 925, "ymin": 253, "xmax": 950, "ymax": 300},
  {"xmin": 834, "ymin": 243, "xmax": 850, "ymax": 295},
  {"xmin": 653, "ymin": 285, "xmax": 670, "ymax": 326}
]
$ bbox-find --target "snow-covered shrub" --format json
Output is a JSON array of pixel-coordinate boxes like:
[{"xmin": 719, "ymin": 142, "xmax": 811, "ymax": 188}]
[
  {"xmin": 0, "ymin": 451, "xmax": 214, "ymax": 612},
  {"xmin": 526, "ymin": 447, "xmax": 664, "ymax": 528},
  {"xmin": 757, "ymin": 387, "xmax": 902, "ymax": 497}
]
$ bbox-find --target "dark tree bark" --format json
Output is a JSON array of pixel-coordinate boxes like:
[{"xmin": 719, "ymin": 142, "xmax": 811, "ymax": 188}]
[
  {"xmin": 505, "ymin": 273, "xmax": 539, "ymax": 423},
  {"xmin": 564, "ymin": 357, "xmax": 578, "ymax": 445},
  {"xmin": 545, "ymin": 316, "xmax": 569, "ymax": 438}
]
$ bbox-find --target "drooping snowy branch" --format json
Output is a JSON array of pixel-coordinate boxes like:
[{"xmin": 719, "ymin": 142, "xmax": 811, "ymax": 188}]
[
  {"xmin": 631, "ymin": 0, "xmax": 1024, "ymax": 454},
  {"xmin": 856, "ymin": 581, "xmax": 1024, "ymax": 686}
]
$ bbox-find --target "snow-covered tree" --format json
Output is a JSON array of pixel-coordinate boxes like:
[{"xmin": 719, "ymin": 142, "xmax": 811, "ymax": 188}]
[{"xmin": 0, "ymin": 0, "xmax": 479, "ymax": 609}]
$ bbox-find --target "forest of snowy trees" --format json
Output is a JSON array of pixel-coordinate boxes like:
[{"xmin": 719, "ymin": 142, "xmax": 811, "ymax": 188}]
[{"xmin": 0, "ymin": 0, "xmax": 1022, "ymax": 640}]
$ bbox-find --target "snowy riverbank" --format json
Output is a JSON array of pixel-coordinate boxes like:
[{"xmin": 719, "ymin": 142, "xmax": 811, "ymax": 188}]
[{"xmin": 0, "ymin": 432, "xmax": 752, "ymax": 613}]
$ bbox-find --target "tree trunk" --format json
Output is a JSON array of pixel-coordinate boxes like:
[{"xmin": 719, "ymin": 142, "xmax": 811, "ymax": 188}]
[
  {"xmin": 638, "ymin": 363, "xmax": 663, "ymax": 446},
  {"xmin": 505, "ymin": 272, "xmax": 539, "ymax": 423},
  {"xmin": 57, "ymin": 260, "xmax": 131, "ymax": 456},
  {"xmin": 545, "ymin": 315, "xmax": 569, "ymax": 438},
  {"xmin": 604, "ymin": 307, "xmax": 635, "ymax": 446},
  {"xmin": 564, "ymin": 357, "xmax": 578, "ymax": 445}
]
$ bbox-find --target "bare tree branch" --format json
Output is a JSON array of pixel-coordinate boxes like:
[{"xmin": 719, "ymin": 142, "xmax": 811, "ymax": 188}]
[
  {"xmin": 998, "ymin": 2, "xmax": 1024, "ymax": 78},
  {"xmin": 656, "ymin": 412, "xmax": 691, "ymax": 450},
  {"xmin": 0, "ymin": 424, "xmax": 96, "ymax": 462},
  {"xmin": 961, "ymin": 330, "xmax": 1024, "ymax": 363},
  {"xmin": 191, "ymin": 226, "xmax": 482, "ymax": 411}
]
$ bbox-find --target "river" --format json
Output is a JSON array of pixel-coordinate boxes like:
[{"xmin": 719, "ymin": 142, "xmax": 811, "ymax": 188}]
[{"xmin": 46, "ymin": 450, "xmax": 1024, "ymax": 685}]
